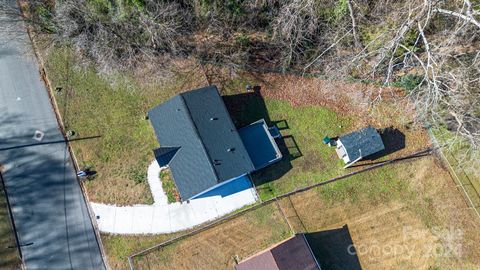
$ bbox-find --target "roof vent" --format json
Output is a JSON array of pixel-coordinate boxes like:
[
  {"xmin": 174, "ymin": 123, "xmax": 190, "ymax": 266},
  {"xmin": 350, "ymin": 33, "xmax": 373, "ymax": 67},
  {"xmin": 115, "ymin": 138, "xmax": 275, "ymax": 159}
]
[
  {"xmin": 210, "ymin": 117, "xmax": 218, "ymax": 121},
  {"xmin": 213, "ymin": 159, "xmax": 221, "ymax": 166},
  {"xmin": 227, "ymin": 148, "xmax": 235, "ymax": 152}
]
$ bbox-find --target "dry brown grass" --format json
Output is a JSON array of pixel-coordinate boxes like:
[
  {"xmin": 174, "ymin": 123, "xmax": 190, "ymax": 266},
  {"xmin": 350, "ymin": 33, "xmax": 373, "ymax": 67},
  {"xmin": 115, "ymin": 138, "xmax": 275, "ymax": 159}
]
[
  {"xmin": 126, "ymin": 155, "xmax": 480, "ymax": 270},
  {"xmin": 248, "ymin": 73, "xmax": 409, "ymax": 118},
  {"xmin": 287, "ymin": 156, "xmax": 480, "ymax": 269},
  {"xmin": 132, "ymin": 203, "xmax": 292, "ymax": 270}
]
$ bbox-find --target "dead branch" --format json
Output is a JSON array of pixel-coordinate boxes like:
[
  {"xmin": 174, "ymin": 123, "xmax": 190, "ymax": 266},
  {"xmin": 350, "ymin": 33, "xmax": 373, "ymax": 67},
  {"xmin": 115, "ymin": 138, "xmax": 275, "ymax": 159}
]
[{"xmin": 347, "ymin": 0, "xmax": 361, "ymax": 48}]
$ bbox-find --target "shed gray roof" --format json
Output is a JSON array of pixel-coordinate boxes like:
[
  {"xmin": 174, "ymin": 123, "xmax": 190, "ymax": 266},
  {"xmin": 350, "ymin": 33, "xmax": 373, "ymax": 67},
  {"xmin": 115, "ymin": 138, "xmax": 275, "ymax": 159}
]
[
  {"xmin": 148, "ymin": 86, "xmax": 255, "ymax": 200},
  {"xmin": 339, "ymin": 126, "xmax": 385, "ymax": 162}
]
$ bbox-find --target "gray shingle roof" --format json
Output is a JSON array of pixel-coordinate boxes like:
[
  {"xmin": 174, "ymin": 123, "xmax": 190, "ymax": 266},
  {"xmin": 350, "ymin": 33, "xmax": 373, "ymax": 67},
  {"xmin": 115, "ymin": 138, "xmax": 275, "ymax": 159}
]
[
  {"xmin": 153, "ymin": 147, "xmax": 180, "ymax": 167},
  {"xmin": 339, "ymin": 126, "xmax": 385, "ymax": 161},
  {"xmin": 148, "ymin": 86, "xmax": 254, "ymax": 200}
]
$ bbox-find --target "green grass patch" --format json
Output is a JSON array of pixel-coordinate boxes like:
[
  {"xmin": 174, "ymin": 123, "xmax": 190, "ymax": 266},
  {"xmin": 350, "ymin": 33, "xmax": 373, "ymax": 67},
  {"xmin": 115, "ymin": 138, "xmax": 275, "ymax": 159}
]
[
  {"xmin": 160, "ymin": 169, "xmax": 179, "ymax": 203},
  {"xmin": 431, "ymin": 128, "xmax": 480, "ymax": 207},
  {"xmin": 317, "ymin": 162, "xmax": 412, "ymax": 205},
  {"xmin": 101, "ymin": 232, "xmax": 179, "ymax": 270},
  {"xmin": 43, "ymin": 46, "xmax": 190, "ymax": 205},
  {"xmin": 234, "ymin": 98, "xmax": 352, "ymax": 200}
]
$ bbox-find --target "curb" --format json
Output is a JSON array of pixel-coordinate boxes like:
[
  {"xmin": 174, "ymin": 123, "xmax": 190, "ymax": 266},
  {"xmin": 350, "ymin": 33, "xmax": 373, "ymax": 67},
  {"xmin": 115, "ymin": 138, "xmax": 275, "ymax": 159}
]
[{"xmin": 16, "ymin": 2, "xmax": 110, "ymax": 268}]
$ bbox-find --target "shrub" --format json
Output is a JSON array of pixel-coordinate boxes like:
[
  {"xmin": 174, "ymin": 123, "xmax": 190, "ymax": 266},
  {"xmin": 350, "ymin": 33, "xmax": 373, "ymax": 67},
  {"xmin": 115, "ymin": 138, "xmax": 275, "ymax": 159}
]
[{"xmin": 393, "ymin": 74, "xmax": 424, "ymax": 91}]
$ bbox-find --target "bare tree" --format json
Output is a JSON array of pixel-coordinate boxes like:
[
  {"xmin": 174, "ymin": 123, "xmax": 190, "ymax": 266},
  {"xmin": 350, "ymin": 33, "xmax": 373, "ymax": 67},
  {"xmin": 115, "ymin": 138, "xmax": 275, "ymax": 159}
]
[
  {"xmin": 54, "ymin": 0, "xmax": 189, "ymax": 73},
  {"xmin": 5, "ymin": 0, "xmax": 478, "ymax": 163},
  {"xmin": 299, "ymin": 0, "xmax": 479, "ymax": 164},
  {"xmin": 273, "ymin": 0, "xmax": 323, "ymax": 69}
]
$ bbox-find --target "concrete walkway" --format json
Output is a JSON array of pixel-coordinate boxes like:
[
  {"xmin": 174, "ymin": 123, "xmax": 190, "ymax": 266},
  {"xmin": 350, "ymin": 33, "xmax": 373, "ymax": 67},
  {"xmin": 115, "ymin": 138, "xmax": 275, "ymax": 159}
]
[{"xmin": 91, "ymin": 161, "xmax": 258, "ymax": 234}]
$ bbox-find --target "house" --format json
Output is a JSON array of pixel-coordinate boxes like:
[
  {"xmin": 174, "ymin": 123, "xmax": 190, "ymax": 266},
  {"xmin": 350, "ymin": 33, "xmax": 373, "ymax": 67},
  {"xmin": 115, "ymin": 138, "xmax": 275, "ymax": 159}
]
[
  {"xmin": 236, "ymin": 226, "xmax": 362, "ymax": 270},
  {"xmin": 148, "ymin": 85, "xmax": 282, "ymax": 201},
  {"xmin": 334, "ymin": 126, "xmax": 385, "ymax": 164},
  {"xmin": 236, "ymin": 234, "xmax": 320, "ymax": 270}
]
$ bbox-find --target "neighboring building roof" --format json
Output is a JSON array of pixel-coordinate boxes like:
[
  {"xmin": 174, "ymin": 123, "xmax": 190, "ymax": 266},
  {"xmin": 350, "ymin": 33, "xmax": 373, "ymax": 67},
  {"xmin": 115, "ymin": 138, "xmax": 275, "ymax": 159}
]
[
  {"xmin": 148, "ymin": 86, "xmax": 255, "ymax": 200},
  {"xmin": 339, "ymin": 126, "xmax": 385, "ymax": 162},
  {"xmin": 236, "ymin": 234, "xmax": 320, "ymax": 270}
]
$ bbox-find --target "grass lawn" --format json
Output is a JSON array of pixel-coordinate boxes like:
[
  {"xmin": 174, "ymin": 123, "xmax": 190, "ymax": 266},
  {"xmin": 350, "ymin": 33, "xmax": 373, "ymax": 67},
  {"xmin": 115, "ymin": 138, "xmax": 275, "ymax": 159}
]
[
  {"xmin": 129, "ymin": 156, "xmax": 480, "ymax": 270},
  {"xmin": 42, "ymin": 46, "xmax": 207, "ymax": 205},
  {"xmin": 131, "ymin": 203, "xmax": 292, "ymax": 269},
  {"xmin": 224, "ymin": 90, "xmax": 428, "ymax": 201},
  {"xmin": 246, "ymin": 99, "xmax": 351, "ymax": 200},
  {"xmin": 101, "ymin": 232, "xmax": 180, "ymax": 270},
  {"xmin": 40, "ymin": 45, "xmax": 460, "ymax": 269},
  {"xmin": 0, "ymin": 179, "xmax": 20, "ymax": 270},
  {"xmin": 432, "ymin": 128, "xmax": 480, "ymax": 209},
  {"xmin": 288, "ymin": 156, "xmax": 480, "ymax": 269}
]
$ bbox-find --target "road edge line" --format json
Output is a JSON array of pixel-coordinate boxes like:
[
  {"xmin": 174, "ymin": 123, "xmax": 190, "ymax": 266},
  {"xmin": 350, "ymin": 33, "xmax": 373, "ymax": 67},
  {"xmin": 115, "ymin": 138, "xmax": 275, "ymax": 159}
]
[{"xmin": 16, "ymin": 2, "xmax": 110, "ymax": 268}]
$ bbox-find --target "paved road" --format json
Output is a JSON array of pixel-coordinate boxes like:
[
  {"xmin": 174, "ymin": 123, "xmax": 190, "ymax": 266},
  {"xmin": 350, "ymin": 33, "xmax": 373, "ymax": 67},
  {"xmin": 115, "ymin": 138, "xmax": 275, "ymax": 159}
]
[{"xmin": 0, "ymin": 1, "xmax": 106, "ymax": 269}]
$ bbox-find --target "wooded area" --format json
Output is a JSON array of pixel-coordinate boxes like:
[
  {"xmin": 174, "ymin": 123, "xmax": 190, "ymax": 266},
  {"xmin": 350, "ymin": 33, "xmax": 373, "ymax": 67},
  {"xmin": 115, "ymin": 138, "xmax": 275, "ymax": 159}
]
[{"xmin": 2, "ymin": 0, "xmax": 479, "ymax": 167}]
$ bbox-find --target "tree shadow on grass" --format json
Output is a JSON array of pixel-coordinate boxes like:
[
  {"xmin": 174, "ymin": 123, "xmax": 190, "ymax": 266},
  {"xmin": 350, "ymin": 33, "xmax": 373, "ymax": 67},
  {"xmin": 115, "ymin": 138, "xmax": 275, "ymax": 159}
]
[{"xmin": 0, "ymin": 113, "xmax": 105, "ymax": 269}]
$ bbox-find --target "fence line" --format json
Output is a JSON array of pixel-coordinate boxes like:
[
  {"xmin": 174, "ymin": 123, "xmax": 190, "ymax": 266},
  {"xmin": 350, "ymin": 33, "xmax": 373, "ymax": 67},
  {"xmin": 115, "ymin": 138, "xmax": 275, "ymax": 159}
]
[
  {"xmin": 127, "ymin": 148, "xmax": 432, "ymax": 269},
  {"xmin": 274, "ymin": 198, "xmax": 295, "ymax": 235},
  {"xmin": 427, "ymin": 129, "xmax": 480, "ymax": 219}
]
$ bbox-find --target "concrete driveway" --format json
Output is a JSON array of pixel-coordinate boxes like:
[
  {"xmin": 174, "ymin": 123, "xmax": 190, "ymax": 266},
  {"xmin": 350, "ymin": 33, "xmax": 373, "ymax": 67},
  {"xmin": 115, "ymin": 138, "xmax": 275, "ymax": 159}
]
[
  {"xmin": 0, "ymin": 1, "xmax": 106, "ymax": 269},
  {"xmin": 91, "ymin": 161, "xmax": 258, "ymax": 234}
]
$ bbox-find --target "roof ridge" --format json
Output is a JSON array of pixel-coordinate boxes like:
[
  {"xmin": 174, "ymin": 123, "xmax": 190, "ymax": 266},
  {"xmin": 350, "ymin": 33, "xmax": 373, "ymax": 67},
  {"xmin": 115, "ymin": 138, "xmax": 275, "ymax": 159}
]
[
  {"xmin": 215, "ymin": 88, "xmax": 256, "ymax": 170},
  {"xmin": 178, "ymin": 92, "xmax": 220, "ymax": 182}
]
